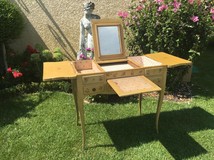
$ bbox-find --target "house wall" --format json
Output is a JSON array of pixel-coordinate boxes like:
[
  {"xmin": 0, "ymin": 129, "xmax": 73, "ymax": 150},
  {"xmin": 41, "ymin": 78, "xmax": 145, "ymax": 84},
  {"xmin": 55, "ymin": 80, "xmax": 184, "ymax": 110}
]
[{"xmin": 10, "ymin": 0, "xmax": 129, "ymax": 60}]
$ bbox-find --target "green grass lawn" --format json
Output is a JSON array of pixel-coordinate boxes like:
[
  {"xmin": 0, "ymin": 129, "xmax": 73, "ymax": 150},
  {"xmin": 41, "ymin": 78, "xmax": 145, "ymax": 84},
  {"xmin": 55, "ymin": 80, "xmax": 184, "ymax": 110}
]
[{"xmin": 1, "ymin": 45, "xmax": 214, "ymax": 160}]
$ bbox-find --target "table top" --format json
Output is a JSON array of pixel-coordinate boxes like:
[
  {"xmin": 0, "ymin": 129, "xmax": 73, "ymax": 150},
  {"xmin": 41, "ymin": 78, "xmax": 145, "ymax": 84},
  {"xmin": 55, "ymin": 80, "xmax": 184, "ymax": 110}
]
[
  {"xmin": 43, "ymin": 61, "xmax": 76, "ymax": 81},
  {"xmin": 145, "ymin": 52, "xmax": 192, "ymax": 68},
  {"xmin": 43, "ymin": 52, "xmax": 192, "ymax": 81}
]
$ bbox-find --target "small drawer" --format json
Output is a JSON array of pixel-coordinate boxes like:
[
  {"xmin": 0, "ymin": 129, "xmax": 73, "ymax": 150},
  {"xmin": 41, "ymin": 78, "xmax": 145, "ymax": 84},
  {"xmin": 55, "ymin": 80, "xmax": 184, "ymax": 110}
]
[
  {"xmin": 133, "ymin": 68, "xmax": 144, "ymax": 76},
  {"xmin": 106, "ymin": 72, "xmax": 122, "ymax": 79},
  {"xmin": 145, "ymin": 68, "xmax": 163, "ymax": 76},
  {"xmin": 83, "ymin": 84, "xmax": 104, "ymax": 94},
  {"xmin": 105, "ymin": 69, "xmax": 144, "ymax": 79},
  {"xmin": 82, "ymin": 74, "xmax": 105, "ymax": 84}
]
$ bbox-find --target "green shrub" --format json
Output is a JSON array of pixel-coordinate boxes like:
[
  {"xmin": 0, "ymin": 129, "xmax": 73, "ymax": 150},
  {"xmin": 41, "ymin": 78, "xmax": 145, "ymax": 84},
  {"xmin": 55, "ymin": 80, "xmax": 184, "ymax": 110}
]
[
  {"xmin": 41, "ymin": 49, "xmax": 53, "ymax": 61},
  {"xmin": 0, "ymin": 81, "xmax": 72, "ymax": 99},
  {"xmin": 4, "ymin": 44, "xmax": 65, "ymax": 87},
  {"xmin": 0, "ymin": 0, "xmax": 24, "ymax": 43},
  {"xmin": 119, "ymin": 0, "xmax": 214, "ymax": 61}
]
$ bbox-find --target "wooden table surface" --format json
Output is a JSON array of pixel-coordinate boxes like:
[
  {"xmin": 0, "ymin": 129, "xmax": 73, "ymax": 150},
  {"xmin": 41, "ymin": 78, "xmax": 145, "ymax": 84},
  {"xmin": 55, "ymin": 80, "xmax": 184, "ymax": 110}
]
[
  {"xmin": 43, "ymin": 61, "xmax": 76, "ymax": 81},
  {"xmin": 145, "ymin": 52, "xmax": 192, "ymax": 68}
]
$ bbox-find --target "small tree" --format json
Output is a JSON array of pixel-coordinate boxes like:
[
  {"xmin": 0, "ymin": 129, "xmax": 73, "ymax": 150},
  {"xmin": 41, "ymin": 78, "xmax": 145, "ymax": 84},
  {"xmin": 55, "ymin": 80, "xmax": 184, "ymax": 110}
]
[{"xmin": 0, "ymin": 0, "xmax": 24, "ymax": 76}]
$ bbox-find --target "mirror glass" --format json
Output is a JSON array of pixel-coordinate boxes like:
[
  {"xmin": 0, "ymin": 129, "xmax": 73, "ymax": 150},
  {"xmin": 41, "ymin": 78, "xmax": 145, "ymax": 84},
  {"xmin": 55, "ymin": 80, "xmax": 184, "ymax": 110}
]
[
  {"xmin": 91, "ymin": 19, "xmax": 126, "ymax": 61},
  {"xmin": 98, "ymin": 26, "xmax": 121, "ymax": 55}
]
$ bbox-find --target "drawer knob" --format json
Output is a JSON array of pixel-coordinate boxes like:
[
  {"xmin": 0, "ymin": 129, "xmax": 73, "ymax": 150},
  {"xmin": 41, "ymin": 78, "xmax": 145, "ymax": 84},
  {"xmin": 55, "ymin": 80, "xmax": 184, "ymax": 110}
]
[{"xmin": 92, "ymin": 88, "xmax": 96, "ymax": 92}]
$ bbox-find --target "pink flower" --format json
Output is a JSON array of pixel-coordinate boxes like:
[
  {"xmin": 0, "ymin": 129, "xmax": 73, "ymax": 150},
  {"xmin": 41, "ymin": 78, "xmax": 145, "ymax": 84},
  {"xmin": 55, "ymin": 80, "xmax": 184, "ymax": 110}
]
[
  {"xmin": 7, "ymin": 67, "xmax": 12, "ymax": 73},
  {"xmin": 125, "ymin": 21, "xmax": 130, "ymax": 26},
  {"xmin": 118, "ymin": 11, "xmax": 123, "ymax": 17},
  {"xmin": 173, "ymin": 0, "xmax": 181, "ymax": 12},
  {"xmin": 158, "ymin": 4, "xmax": 168, "ymax": 12},
  {"xmin": 210, "ymin": 8, "xmax": 214, "ymax": 14},
  {"xmin": 12, "ymin": 71, "xmax": 23, "ymax": 78},
  {"xmin": 86, "ymin": 47, "xmax": 91, "ymax": 51},
  {"xmin": 155, "ymin": 0, "xmax": 164, "ymax": 4},
  {"xmin": 118, "ymin": 11, "xmax": 129, "ymax": 18},
  {"xmin": 190, "ymin": 16, "xmax": 199, "ymax": 22},
  {"xmin": 132, "ymin": 15, "xmax": 138, "ymax": 20},
  {"xmin": 80, "ymin": 54, "xmax": 87, "ymax": 59},
  {"xmin": 139, "ymin": 0, "xmax": 146, "ymax": 3},
  {"xmin": 212, "ymin": 14, "xmax": 214, "ymax": 21},
  {"xmin": 136, "ymin": 5, "xmax": 144, "ymax": 11},
  {"xmin": 188, "ymin": 0, "xmax": 194, "ymax": 5}
]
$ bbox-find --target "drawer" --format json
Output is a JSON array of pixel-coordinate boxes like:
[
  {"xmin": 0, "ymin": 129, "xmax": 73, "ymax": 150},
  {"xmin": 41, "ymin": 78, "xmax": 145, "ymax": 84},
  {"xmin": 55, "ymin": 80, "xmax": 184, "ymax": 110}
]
[
  {"xmin": 105, "ymin": 69, "xmax": 144, "ymax": 79},
  {"xmin": 83, "ymin": 84, "xmax": 104, "ymax": 94},
  {"xmin": 82, "ymin": 74, "xmax": 105, "ymax": 84},
  {"xmin": 145, "ymin": 67, "xmax": 164, "ymax": 76},
  {"xmin": 148, "ymin": 76, "xmax": 162, "ymax": 87}
]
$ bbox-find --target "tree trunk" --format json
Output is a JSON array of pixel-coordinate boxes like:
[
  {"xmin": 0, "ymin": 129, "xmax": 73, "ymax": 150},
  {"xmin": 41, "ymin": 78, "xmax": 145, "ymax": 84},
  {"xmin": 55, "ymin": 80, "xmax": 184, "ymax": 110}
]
[{"xmin": 0, "ymin": 42, "xmax": 8, "ymax": 76}]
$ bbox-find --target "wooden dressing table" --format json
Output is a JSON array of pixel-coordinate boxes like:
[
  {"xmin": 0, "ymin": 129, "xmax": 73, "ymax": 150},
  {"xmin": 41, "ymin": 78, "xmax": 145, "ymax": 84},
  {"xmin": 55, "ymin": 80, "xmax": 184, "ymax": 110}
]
[{"xmin": 43, "ymin": 19, "xmax": 192, "ymax": 149}]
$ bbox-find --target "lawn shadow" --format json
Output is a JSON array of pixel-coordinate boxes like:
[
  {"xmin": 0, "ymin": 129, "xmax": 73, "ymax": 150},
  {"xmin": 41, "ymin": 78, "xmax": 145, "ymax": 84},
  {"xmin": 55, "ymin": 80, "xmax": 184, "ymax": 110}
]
[
  {"xmin": 103, "ymin": 107, "xmax": 214, "ymax": 159},
  {"xmin": 0, "ymin": 92, "xmax": 54, "ymax": 128}
]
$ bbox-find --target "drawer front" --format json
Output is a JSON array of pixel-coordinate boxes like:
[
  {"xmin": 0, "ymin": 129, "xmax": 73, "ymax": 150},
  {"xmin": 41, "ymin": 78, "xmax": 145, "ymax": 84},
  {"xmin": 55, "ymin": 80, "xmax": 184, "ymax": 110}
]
[
  {"xmin": 82, "ymin": 74, "xmax": 105, "ymax": 84},
  {"xmin": 148, "ymin": 76, "xmax": 162, "ymax": 87},
  {"xmin": 145, "ymin": 67, "xmax": 164, "ymax": 76},
  {"xmin": 106, "ymin": 69, "xmax": 144, "ymax": 79},
  {"xmin": 83, "ymin": 84, "xmax": 104, "ymax": 94}
]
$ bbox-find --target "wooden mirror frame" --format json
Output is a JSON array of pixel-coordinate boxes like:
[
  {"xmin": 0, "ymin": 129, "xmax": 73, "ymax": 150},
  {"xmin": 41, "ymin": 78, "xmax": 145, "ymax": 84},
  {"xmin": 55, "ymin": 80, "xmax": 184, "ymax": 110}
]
[{"xmin": 91, "ymin": 19, "xmax": 127, "ymax": 63}]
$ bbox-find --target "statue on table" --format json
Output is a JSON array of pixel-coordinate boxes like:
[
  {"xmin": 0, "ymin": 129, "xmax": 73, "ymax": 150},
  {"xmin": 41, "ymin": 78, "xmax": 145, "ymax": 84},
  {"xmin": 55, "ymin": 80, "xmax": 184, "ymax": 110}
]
[{"xmin": 77, "ymin": 1, "xmax": 100, "ymax": 60}]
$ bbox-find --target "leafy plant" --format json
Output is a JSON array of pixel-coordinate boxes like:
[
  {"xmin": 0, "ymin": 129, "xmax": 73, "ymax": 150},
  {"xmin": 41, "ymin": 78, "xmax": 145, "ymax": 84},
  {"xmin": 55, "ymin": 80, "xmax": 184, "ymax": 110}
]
[
  {"xmin": 0, "ymin": 0, "xmax": 24, "ymax": 77},
  {"xmin": 25, "ymin": 45, "xmax": 64, "ymax": 81},
  {"xmin": 2, "ymin": 44, "xmax": 65, "ymax": 88},
  {"xmin": 0, "ymin": 0, "xmax": 24, "ymax": 43},
  {"xmin": 119, "ymin": 0, "xmax": 214, "ymax": 61},
  {"xmin": 0, "ymin": 81, "xmax": 72, "ymax": 99}
]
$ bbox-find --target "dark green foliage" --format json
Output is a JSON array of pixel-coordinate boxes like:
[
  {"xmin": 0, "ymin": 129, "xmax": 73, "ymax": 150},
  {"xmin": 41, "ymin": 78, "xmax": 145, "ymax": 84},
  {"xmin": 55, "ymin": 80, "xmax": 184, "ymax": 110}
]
[
  {"xmin": 0, "ymin": 81, "xmax": 72, "ymax": 99},
  {"xmin": 1, "ymin": 44, "xmax": 65, "ymax": 90},
  {"xmin": 0, "ymin": 0, "xmax": 24, "ymax": 43}
]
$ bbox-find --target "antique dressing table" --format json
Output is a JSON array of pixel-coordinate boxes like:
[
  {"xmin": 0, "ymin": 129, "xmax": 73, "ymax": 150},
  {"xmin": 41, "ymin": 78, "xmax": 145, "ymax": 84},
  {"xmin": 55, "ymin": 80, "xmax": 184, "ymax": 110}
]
[{"xmin": 43, "ymin": 19, "xmax": 192, "ymax": 149}]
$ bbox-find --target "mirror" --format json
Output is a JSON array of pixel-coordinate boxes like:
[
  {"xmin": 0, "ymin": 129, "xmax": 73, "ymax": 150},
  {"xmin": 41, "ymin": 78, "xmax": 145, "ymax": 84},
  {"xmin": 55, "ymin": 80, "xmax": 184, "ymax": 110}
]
[
  {"xmin": 98, "ymin": 26, "xmax": 121, "ymax": 55},
  {"xmin": 91, "ymin": 19, "xmax": 126, "ymax": 62}
]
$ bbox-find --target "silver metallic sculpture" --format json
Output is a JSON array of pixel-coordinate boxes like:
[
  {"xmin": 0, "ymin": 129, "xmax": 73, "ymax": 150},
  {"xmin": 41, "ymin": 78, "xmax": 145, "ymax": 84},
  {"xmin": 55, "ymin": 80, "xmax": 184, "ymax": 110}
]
[{"xmin": 77, "ymin": 1, "xmax": 100, "ymax": 60}]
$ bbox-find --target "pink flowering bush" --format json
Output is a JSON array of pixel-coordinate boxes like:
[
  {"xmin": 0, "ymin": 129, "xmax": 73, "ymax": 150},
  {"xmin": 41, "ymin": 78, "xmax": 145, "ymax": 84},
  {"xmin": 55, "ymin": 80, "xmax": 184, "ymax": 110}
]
[{"xmin": 119, "ymin": 0, "xmax": 214, "ymax": 61}]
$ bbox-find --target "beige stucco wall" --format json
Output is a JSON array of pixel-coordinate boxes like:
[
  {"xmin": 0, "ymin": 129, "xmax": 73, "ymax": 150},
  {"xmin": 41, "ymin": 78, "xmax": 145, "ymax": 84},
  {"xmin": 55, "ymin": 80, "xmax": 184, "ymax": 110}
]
[{"xmin": 10, "ymin": 0, "xmax": 129, "ymax": 60}]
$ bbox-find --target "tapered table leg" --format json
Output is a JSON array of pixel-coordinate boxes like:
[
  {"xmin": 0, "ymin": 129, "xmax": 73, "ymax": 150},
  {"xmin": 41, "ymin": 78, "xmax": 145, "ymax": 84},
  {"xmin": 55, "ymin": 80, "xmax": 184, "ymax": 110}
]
[
  {"xmin": 75, "ymin": 77, "xmax": 86, "ymax": 149},
  {"xmin": 156, "ymin": 90, "xmax": 164, "ymax": 133},
  {"xmin": 72, "ymin": 79, "xmax": 80, "ymax": 125}
]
